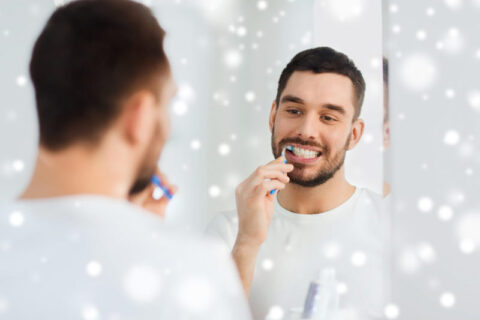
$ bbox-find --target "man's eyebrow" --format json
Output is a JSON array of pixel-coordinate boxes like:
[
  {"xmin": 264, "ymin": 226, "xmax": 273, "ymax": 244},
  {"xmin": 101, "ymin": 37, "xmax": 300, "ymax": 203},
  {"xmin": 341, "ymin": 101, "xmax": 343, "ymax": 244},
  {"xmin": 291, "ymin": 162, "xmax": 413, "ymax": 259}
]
[
  {"xmin": 280, "ymin": 95, "xmax": 305, "ymax": 104},
  {"xmin": 323, "ymin": 104, "xmax": 346, "ymax": 115}
]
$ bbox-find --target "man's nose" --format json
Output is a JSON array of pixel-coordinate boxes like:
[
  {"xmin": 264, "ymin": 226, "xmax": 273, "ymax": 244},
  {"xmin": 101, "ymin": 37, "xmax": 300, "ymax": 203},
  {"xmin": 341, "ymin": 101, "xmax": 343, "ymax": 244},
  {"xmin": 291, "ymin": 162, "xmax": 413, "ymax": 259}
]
[{"xmin": 295, "ymin": 114, "xmax": 318, "ymax": 140}]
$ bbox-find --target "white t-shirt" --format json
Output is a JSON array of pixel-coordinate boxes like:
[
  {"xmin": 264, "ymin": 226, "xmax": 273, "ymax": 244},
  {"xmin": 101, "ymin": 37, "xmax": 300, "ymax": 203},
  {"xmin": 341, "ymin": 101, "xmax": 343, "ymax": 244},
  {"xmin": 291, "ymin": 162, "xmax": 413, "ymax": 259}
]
[
  {"xmin": 0, "ymin": 195, "xmax": 252, "ymax": 320},
  {"xmin": 206, "ymin": 188, "xmax": 391, "ymax": 320}
]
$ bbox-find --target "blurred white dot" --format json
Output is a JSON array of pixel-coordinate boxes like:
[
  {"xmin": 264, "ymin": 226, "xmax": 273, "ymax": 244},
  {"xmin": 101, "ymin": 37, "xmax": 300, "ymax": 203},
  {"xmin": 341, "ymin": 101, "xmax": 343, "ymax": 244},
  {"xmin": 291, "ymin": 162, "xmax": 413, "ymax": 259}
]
[
  {"xmin": 229, "ymin": 75, "xmax": 237, "ymax": 83},
  {"xmin": 389, "ymin": 4, "xmax": 398, "ymax": 13},
  {"xmin": 172, "ymin": 100, "xmax": 188, "ymax": 116},
  {"xmin": 384, "ymin": 303, "xmax": 400, "ymax": 319},
  {"xmin": 351, "ymin": 251, "xmax": 366, "ymax": 267},
  {"xmin": 440, "ymin": 292, "xmax": 456, "ymax": 308},
  {"xmin": 123, "ymin": 265, "xmax": 162, "ymax": 302},
  {"xmin": 262, "ymin": 258, "xmax": 274, "ymax": 271},
  {"xmin": 444, "ymin": 0, "xmax": 462, "ymax": 9},
  {"xmin": 190, "ymin": 139, "xmax": 201, "ymax": 150},
  {"xmin": 401, "ymin": 54, "xmax": 436, "ymax": 91},
  {"xmin": 441, "ymin": 28, "xmax": 464, "ymax": 54},
  {"xmin": 418, "ymin": 197, "xmax": 433, "ymax": 212},
  {"xmin": 459, "ymin": 239, "xmax": 475, "ymax": 254},
  {"xmin": 236, "ymin": 26, "xmax": 247, "ymax": 37},
  {"xmin": 266, "ymin": 305, "xmax": 284, "ymax": 320},
  {"xmin": 458, "ymin": 141, "xmax": 473, "ymax": 158},
  {"xmin": 416, "ymin": 30, "xmax": 427, "ymax": 41},
  {"xmin": 426, "ymin": 7, "xmax": 435, "ymax": 16},
  {"xmin": 208, "ymin": 185, "xmax": 221, "ymax": 198},
  {"xmin": 328, "ymin": 0, "xmax": 364, "ymax": 22},
  {"xmin": 337, "ymin": 282, "xmax": 348, "ymax": 295},
  {"xmin": 416, "ymin": 242, "xmax": 436, "ymax": 263},
  {"xmin": 9, "ymin": 211, "xmax": 24, "ymax": 227},
  {"xmin": 437, "ymin": 205, "xmax": 454, "ymax": 221},
  {"xmin": 256, "ymin": 30, "xmax": 264, "ymax": 38},
  {"xmin": 245, "ymin": 91, "xmax": 256, "ymax": 102},
  {"xmin": 86, "ymin": 261, "xmax": 102, "ymax": 277},
  {"xmin": 392, "ymin": 24, "xmax": 401, "ymax": 34},
  {"xmin": 16, "ymin": 75, "xmax": 27, "ymax": 87},
  {"xmin": 447, "ymin": 190, "xmax": 465, "ymax": 205},
  {"xmin": 456, "ymin": 212, "xmax": 480, "ymax": 247},
  {"xmin": 443, "ymin": 130, "xmax": 460, "ymax": 146},
  {"xmin": 257, "ymin": 0, "xmax": 268, "ymax": 10},
  {"xmin": 230, "ymin": 133, "xmax": 237, "ymax": 141},
  {"xmin": 12, "ymin": 160, "xmax": 24, "ymax": 172},
  {"xmin": 0, "ymin": 298, "xmax": 8, "ymax": 314},
  {"xmin": 445, "ymin": 89, "xmax": 455, "ymax": 98},
  {"xmin": 218, "ymin": 143, "xmax": 231, "ymax": 156},
  {"xmin": 422, "ymin": 93, "xmax": 429, "ymax": 101},
  {"xmin": 399, "ymin": 249, "xmax": 420, "ymax": 274},
  {"xmin": 370, "ymin": 57, "xmax": 381, "ymax": 68},
  {"xmin": 224, "ymin": 49, "xmax": 242, "ymax": 68},
  {"xmin": 3, "ymin": 29, "xmax": 10, "ymax": 37},
  {"xmin": 465, "ymin": 168, "xmax": 473, "ymax": 176},
  {"xmin": 176, "ymin": 276, "xmax": 215, "ymax": 312},
  {"xmin": 363, "ymin": 133, "xmax": 374, "ymax": 144},
  {"xmin": 178, "ymin": 83, "xmax": 195, "ymax": 102},
  {"xmin": 476, "ymin": 49, "xmax": 480, "ymax": 59},
  {"xmin": 324, "ymin": 242, "xmax": 340, "ymax": 259},
  {"xmin": 180, "ymin": 57, "xmax": 188, "ymax": 65},
  {"xmin": 82, "ymin": 305, "xmax": 100, "ymax": 320},
  {"xmin": 436, "ymin": 41, "xmax": 445, "ymax": 50},
  {"xmin": 467, "ymin": 90, "xmax": 480, "ymax": 112}
]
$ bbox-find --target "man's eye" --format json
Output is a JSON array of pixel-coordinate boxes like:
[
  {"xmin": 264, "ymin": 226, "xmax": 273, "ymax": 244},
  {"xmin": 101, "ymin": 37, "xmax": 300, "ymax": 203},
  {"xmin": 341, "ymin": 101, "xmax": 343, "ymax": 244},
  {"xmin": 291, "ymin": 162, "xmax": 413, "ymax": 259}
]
[
  {"xmin": 321, "ymin": 115, "xmax": 335, "ymax": 121},
  {"xmin": 287, "ymin": 109, "xmax": 301, "ymax": 115}
]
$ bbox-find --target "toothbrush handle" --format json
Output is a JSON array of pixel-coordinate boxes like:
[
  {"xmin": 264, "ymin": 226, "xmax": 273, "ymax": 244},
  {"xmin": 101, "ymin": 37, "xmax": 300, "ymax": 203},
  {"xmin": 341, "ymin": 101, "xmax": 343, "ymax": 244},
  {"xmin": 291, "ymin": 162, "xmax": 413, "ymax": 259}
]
[
  {"xmin": 269, "ymin": 158, "xmax": 287, "ymax": 195},
  {"xmin": 151, "ymin": 175, "xmax": 173, "ymax": 199}
]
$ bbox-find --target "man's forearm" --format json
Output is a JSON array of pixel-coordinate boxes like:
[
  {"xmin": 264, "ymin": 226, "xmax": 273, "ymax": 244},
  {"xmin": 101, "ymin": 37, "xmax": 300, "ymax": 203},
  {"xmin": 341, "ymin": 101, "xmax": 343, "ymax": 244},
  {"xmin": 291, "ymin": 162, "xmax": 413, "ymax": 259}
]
[{"xmin": 231, "ymin": 238, "xmax": 261, "ymax": 296}]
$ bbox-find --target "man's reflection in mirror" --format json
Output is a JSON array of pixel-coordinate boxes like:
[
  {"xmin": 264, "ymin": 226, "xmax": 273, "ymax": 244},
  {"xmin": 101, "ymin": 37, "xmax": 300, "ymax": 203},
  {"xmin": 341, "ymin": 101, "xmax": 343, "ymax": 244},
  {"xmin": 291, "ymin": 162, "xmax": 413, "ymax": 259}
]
[
  {"xmin": 207, "ymin": 47, "xmax": 390, "ymax": 320},
  {"xmin": 383, "ymin": 57, "xmax": 391, "ymax": 198}
]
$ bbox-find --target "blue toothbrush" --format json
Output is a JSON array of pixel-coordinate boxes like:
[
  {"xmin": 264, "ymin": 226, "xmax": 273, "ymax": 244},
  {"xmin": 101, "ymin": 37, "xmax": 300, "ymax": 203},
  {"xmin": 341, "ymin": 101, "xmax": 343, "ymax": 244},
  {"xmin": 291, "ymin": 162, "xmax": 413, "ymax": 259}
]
[
  {"xmin": 151, "ymin": 175, "xmax": 173, "ymax": 200},
  {"xmin": 269, "ymin": 145, "xmax": 294, "ymax": 195}
]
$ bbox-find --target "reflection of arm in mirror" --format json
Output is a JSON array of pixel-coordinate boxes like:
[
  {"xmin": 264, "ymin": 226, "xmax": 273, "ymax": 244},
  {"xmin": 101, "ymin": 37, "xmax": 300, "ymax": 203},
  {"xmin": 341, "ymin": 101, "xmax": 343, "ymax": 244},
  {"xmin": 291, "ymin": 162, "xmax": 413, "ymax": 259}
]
[{"xmin": 232, "ymin": 157, "xmax": 293, "ymax": 294}]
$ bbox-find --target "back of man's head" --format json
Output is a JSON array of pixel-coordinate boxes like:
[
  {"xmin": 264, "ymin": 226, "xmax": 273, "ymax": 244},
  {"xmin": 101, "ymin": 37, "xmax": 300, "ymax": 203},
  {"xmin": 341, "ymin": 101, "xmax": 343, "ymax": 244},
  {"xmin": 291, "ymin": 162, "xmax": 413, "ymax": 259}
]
[{"xmin": 30, "ymin": 0, "xmax": 169, "ymax": 151}]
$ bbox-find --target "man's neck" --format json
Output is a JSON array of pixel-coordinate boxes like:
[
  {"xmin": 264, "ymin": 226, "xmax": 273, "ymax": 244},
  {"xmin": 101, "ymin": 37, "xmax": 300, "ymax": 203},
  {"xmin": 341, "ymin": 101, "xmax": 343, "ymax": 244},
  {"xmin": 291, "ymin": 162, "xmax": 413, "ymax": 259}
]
[
  {"xmin": 20, "ymin": 144, "xmax": 132, "ymax": 200},
  {"xmin": 277, "ymin": 168, "xmax": 356, "ymax": 214}
]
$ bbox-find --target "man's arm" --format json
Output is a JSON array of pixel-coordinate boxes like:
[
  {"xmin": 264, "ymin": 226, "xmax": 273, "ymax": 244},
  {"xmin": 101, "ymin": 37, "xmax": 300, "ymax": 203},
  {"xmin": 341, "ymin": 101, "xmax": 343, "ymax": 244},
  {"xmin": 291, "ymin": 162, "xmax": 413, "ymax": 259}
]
[{"xmin": 232, "ymin": 157, "xmax": 293, "ymax": 295}]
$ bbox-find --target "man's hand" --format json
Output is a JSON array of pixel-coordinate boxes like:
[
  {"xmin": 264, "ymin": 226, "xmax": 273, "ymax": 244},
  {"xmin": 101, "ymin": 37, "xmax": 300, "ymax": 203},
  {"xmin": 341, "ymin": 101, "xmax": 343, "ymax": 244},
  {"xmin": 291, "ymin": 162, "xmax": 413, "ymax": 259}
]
[
  {"xmin": 128, "ymin": 169, "xmax": 177, "ymax": 219},
  {"xmin": 233, "ymin": 156, "xmax": 293, "ymax": 295},
  {"xmin": 235, "ymin": 156, "xmax": 293, "ymax": 247}
]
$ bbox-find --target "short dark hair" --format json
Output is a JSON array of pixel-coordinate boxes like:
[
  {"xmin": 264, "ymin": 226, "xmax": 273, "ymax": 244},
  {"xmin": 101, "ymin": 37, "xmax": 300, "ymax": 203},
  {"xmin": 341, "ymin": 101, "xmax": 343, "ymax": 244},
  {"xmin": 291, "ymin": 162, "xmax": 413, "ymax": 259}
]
[
  {"xmin": 383, "ymin": 56, "xmax": 389, "ymax": 123},
  {"xmin": 275, "ymin": 47, "xmax": 366, "ymax": 120},
  {"xmin": 30, "ymin": 0, "xmax": 169, "ymax": 150}
]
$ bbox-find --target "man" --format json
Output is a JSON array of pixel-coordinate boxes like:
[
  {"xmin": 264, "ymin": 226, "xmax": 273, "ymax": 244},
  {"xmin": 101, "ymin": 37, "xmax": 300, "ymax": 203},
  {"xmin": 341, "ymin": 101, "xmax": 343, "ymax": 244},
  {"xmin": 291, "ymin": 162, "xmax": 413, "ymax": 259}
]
[
  {"xmin": 207, "ymin": 47, "xmax": 390, "ymax": 319},
  {"xmin": 0, "ymin": 1, "xmax": 251, "ymax": 319}
]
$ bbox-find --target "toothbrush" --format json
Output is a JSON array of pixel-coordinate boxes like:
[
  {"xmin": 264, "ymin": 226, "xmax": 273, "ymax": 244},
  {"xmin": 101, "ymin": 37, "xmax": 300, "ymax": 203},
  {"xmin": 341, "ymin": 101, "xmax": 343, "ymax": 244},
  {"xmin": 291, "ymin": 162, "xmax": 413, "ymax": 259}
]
[
  {"xmin": 269, "ymin": 145, "xmax": 294, "ymax": 195},
  {"xmin": 151, "ymin": 174, "xmax": 173, "ymax": 200}
]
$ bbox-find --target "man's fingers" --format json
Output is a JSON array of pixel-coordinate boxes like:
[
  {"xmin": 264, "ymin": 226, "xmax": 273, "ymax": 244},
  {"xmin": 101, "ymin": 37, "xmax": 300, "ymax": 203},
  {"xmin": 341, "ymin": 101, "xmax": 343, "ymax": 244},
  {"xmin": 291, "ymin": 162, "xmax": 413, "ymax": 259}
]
[
  {"xmin": 258, "ymin": 180, "xmax": 286, "ymax": 195},
  {"xmin": 249, "ymin": 168, "xmax": 290, "ymax": 186}
]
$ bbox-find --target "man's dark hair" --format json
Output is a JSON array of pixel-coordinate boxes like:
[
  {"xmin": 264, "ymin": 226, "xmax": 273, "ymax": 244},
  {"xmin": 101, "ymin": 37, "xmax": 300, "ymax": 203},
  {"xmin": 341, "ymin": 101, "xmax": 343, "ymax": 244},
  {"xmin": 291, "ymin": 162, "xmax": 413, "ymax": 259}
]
[
  {"xmin": 30, "ymin": 0, "xmax": 169, "ymax": 150},
  {"xmin": 275, "ymin": 47, "xmax": 366, "ymax": 120},
  {"xmin": 383, "ymin": 56, "xmax": 389, "ymax": 123}
]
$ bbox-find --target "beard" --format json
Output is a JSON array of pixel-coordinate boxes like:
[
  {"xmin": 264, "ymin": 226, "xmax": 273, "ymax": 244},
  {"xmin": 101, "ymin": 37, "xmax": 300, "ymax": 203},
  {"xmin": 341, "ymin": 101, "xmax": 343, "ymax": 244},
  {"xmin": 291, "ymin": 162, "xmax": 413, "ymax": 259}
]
[
  {"xmin": 271, "ymin": 127, "xmax": 350, "ymax": 187},
  {"xmin": 128, "ymin": 124, "xmax": 163, "ymax": 196}
]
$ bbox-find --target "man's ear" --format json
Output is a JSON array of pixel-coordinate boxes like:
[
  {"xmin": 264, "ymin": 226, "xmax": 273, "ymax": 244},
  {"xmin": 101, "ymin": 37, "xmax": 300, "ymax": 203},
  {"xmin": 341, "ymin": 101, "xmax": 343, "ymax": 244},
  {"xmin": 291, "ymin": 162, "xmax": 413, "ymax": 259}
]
[
  {"xmin": 121, "ymin": 91, "xmax": 156, "ymax": 146},
  {"xmin": 269, "ymin": 100, "xmax": 277, "ymax": 133},
  {"xmin": 347, "ymin": 118, "xmax": 365, "ymax": 150}
]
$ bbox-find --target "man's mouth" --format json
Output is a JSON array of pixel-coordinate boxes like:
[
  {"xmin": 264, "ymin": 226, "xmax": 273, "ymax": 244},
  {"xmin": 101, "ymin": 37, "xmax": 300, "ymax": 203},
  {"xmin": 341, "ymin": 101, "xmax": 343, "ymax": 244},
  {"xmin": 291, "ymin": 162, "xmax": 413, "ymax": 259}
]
[{"xmin": 284, "ymin": 144, "xmax": 323, "ymax": 163}]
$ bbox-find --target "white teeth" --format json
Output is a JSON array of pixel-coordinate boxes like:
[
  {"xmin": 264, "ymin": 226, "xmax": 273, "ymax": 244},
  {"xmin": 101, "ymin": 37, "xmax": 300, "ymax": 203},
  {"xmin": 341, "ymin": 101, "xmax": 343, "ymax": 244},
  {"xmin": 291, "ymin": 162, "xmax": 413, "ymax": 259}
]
[{"xmin": 292, "ymin": 147, "xmax": 319, "ymax": 159}]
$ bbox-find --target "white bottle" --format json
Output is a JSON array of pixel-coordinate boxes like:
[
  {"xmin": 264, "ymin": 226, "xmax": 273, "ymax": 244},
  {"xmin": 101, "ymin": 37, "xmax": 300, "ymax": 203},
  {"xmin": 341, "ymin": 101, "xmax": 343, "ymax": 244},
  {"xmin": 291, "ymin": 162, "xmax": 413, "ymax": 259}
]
[{"xmin": 301, "ymin": 268, "xmax": 339, "ymax": 320}]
